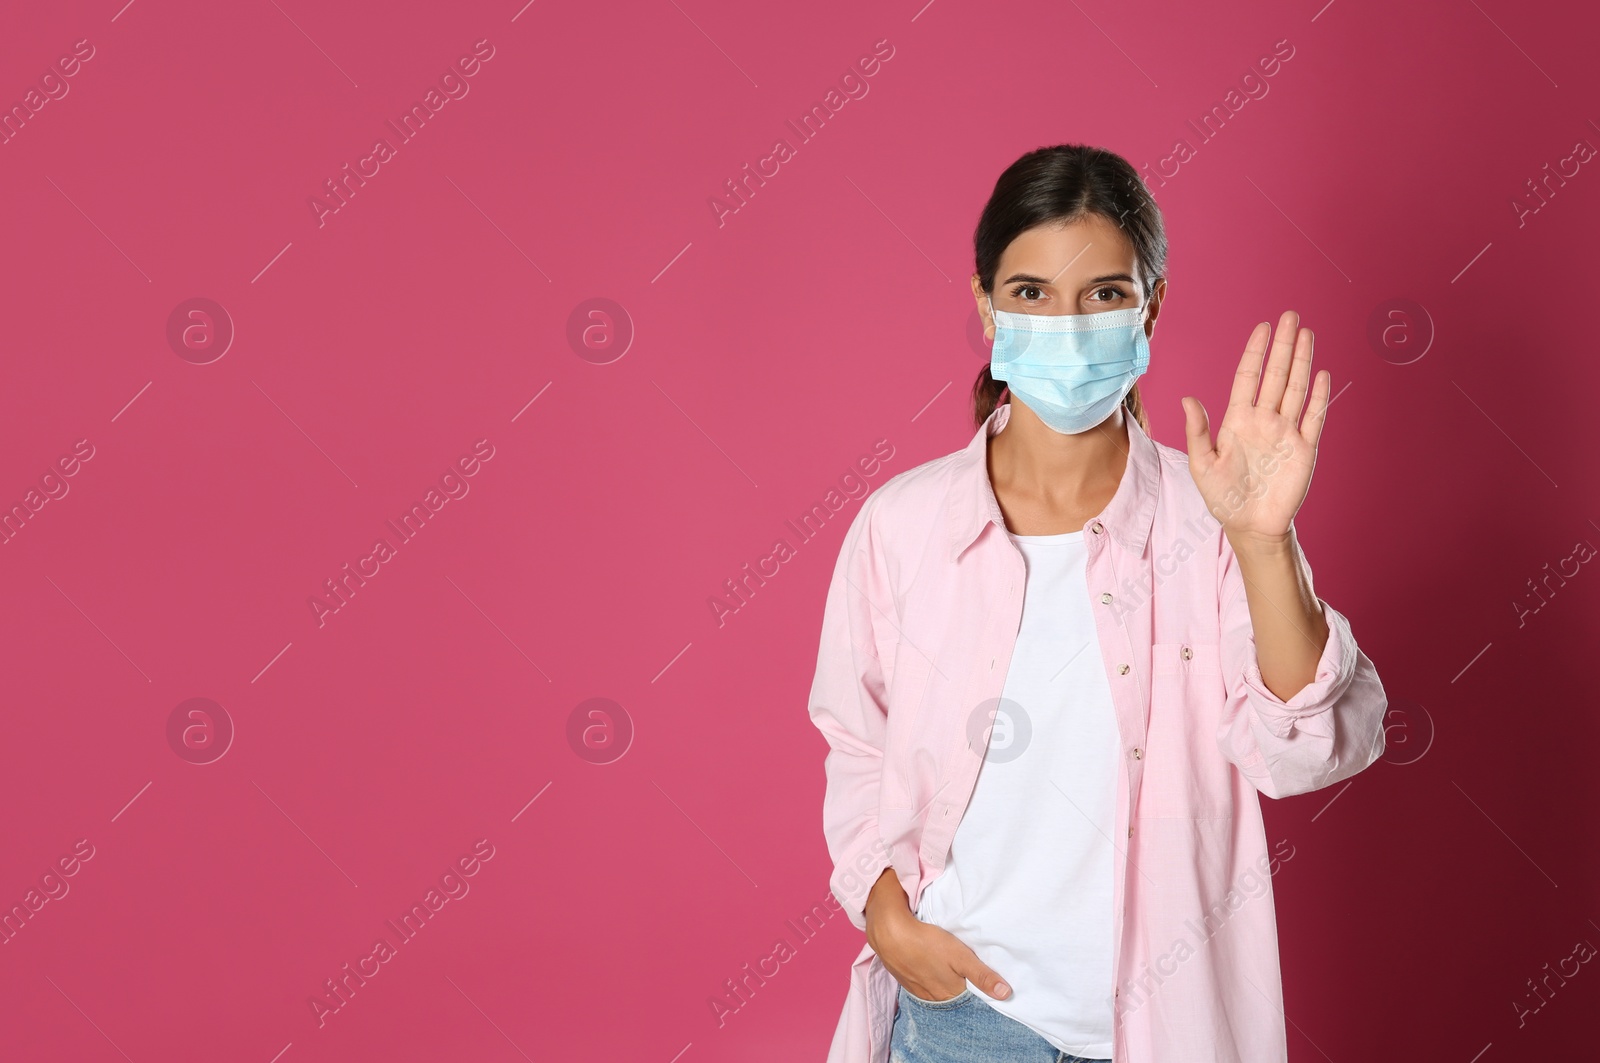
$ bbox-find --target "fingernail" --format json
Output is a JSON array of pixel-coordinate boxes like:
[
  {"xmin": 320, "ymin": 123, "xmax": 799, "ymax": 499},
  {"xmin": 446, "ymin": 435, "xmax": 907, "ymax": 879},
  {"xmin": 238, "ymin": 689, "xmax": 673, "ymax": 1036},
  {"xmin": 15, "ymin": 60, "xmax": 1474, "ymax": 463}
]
[{"xmin": 994, "ymin": 982, "xmax": 1009, "ymax": 998}]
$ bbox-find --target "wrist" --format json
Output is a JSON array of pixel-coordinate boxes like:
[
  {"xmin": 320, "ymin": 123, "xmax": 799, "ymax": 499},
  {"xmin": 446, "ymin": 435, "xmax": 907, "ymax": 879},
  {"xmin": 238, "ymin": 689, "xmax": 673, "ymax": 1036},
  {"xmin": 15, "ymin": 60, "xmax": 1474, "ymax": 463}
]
[
  {"xmin": 864, "ymin": 870, "xmax": 912, "ymax": 946},
  {"xmin": 1224, "ymin": 525, "xmax": 1296, "ymax": 561}
]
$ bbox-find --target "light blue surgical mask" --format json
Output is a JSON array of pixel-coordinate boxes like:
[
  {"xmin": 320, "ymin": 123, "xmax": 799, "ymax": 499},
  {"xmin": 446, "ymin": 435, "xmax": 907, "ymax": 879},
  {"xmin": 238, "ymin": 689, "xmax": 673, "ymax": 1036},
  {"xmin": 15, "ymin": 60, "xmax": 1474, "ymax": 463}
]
[{"xmin": 986, "ymin": 296, "xmax": 1153, "ymax": 435}]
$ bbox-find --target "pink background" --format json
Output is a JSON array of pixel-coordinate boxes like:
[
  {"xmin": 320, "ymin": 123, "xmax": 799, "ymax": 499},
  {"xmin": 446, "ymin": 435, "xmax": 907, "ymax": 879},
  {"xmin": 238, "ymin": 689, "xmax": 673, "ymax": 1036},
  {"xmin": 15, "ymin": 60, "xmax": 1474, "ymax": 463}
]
[{"xmin": 2, "ymin": 0, "xmax": 1597, "ymax": 1059}]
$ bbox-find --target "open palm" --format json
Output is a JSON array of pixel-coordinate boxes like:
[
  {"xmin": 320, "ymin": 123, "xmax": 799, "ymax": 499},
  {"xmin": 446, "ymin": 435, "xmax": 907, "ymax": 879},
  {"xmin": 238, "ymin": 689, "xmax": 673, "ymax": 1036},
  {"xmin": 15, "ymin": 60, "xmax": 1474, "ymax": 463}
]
[{"xmin": 1181, "ymin": 311, "xmax": 1330, "ymax": 543}]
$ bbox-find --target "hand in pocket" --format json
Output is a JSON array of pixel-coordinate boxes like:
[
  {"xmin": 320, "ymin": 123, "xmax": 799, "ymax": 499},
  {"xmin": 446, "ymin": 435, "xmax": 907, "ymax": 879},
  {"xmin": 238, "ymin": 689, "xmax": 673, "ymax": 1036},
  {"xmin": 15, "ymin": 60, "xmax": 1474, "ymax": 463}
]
[{"xmin": 876, "ymin": 915, "xmax": 1011, "ymax": 1003}]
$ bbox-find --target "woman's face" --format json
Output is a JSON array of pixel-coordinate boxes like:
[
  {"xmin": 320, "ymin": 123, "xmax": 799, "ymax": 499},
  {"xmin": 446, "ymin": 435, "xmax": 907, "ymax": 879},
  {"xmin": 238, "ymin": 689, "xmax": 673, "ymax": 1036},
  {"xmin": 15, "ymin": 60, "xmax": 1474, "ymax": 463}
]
[{"xmin": 972, "ymin": 212, "xmax": 1164, "ymax": 340}]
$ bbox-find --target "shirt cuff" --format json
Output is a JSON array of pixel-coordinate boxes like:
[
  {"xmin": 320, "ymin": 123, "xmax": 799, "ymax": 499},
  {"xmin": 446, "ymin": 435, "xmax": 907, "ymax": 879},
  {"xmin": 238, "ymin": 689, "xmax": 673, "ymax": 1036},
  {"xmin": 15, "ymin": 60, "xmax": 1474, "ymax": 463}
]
[
  {"xmin": 830, "ymin": 830, "xmax": 896, "ymax": 933},
  {"xmin": 1239, "ymin": 598, "xmax": 1358, "ymax": 739}
]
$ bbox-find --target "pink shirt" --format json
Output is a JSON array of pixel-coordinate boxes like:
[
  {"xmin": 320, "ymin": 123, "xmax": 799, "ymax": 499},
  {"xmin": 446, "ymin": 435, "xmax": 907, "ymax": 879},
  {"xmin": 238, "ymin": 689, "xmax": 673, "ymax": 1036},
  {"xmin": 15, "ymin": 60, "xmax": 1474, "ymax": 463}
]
[{"xmin": 806, "ymin": 401, "xmax": 1388, "ymax": 1063}]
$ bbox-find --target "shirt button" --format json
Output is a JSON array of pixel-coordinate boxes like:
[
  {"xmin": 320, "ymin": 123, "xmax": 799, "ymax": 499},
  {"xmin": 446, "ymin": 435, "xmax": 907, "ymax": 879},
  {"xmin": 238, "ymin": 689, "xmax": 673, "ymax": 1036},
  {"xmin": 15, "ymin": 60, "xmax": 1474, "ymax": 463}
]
[
  {"xmin": 1131, "ymin": 747, "xmax": 1142, "ymax": 759},
  {"xmin": 1182, "ymin": 645, "xmax": 1193, "ymax": 660},
  {"xmin": 1118, "ymin": 663, "xmax": 1130, "ymax": 675},
  {"xmin": 1100, "ymin": 592, "xmax": 1113, "ymax": 604},
  {"xmin": 1127, "ymin": 826, "xmax": 1133, "ymax": 838},
  {"xmin": 1091, "ymin": 521, "xmax": 1103, "ymax": 534}
]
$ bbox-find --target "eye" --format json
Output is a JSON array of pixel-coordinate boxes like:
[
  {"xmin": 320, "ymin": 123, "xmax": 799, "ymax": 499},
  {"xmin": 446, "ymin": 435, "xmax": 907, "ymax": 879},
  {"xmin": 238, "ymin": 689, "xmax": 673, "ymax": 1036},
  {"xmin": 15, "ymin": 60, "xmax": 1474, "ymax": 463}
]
[
  {"xmin": 1007, "ymin": 284, "xmax": 1045, "ymax": 302},
  {"xmin": 1090, "ymin": 286, "xmax": 1130, "ymax": 304}
]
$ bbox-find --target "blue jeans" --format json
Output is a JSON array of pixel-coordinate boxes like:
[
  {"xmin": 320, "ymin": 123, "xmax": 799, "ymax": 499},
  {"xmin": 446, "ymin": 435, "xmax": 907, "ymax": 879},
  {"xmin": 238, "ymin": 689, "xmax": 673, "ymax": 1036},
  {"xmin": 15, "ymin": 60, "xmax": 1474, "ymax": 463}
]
[{"xmin": 889, "ymin": 984, "xmax": 1112, "ymax": 1063}]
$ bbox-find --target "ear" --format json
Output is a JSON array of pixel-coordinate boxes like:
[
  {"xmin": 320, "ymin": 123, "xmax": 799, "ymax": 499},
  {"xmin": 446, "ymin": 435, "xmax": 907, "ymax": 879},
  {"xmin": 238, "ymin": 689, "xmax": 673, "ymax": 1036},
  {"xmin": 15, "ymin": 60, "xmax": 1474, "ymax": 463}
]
[
  {"xmin": 1144, "ymin": 277, "xmax": 1167, "ymax": 339},
  {"xmin": 971, "ymin": 273, "xmax": 994, "ymax": 341}
]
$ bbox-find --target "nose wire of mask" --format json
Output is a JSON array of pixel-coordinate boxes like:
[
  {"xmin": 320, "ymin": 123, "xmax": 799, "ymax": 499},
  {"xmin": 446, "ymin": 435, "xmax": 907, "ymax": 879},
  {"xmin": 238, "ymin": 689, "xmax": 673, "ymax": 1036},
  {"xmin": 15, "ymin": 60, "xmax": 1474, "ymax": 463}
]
[{"xmin": 984, "ymin": 293, "xmax": 1153, "ymax": 435}]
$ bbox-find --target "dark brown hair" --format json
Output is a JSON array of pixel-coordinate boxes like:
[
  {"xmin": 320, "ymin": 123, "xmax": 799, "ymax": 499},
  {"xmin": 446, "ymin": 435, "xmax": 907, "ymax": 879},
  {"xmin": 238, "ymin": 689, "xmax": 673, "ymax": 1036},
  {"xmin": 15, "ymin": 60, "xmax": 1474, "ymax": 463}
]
[{"xmin": 971, "ymin": 144, "xmax": 1168, "ymax": 432}]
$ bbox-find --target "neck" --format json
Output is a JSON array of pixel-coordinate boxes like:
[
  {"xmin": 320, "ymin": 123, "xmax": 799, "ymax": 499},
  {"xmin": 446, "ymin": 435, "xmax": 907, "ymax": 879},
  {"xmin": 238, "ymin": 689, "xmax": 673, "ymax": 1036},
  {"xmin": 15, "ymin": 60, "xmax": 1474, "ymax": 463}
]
[{"xmin": 990, "ymin": 401, "xmax": 1130, "ymax": 507}]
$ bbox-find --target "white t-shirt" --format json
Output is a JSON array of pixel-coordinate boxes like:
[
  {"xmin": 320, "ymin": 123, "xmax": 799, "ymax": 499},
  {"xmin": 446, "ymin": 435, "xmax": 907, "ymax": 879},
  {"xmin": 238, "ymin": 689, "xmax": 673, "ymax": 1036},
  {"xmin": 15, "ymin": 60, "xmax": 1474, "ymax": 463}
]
[{"xmin": 915, "ymin": 527, "xmax": 1118, "ymax": 1058}]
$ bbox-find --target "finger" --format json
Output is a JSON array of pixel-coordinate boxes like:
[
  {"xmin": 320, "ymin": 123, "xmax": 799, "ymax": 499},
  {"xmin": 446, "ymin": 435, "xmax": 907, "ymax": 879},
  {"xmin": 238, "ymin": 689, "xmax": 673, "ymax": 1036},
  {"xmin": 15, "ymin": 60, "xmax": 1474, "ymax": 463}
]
[
  {"xmin": 1228, "ymin": 321, "xmax": 1272, "ymax": 410},
  {"xmin": 1181, "ymin": 396, "xmax": 1214, "ymax": 472},
  {"xmin": 954, "ymin": 950, "xmax": 1011, "ymax": 999},
  {"xmin": 1300, "ymin": 368, "xmax": 1331, "ymax": 449},
  {"xmin": 1277, "ymin": 325, "xmax": 1314, "ymax": 421},
  {"xmin": 1255, "ymin": 310, "xmax": 1300, "ymax": 411}
]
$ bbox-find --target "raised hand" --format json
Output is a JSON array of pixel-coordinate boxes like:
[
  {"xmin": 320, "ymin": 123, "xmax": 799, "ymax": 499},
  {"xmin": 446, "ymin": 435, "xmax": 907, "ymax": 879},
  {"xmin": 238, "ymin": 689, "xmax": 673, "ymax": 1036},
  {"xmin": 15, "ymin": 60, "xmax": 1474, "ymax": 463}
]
[{"xmin": 1180, "ymin": 310, "xmax": 1330, "ymax": 547}]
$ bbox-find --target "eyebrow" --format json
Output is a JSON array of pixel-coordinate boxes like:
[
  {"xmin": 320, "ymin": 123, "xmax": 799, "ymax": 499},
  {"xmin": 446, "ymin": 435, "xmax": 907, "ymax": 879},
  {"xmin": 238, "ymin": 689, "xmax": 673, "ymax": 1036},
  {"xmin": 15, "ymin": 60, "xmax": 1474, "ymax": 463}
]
[{"xmin": 1000, "ymin": 271, "xmax": 1138, "ymax": 287}]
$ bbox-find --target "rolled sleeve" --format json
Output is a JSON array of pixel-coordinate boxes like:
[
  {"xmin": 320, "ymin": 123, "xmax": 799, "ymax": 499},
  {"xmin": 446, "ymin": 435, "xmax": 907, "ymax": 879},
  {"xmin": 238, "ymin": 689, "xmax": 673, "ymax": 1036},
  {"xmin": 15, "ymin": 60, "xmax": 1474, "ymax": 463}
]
[
  {"xmin": 807, "ymin": 492, "xmax": 898, "ymax": 932},
  {"xmin": 1239, "ymin": 598, "xmax": 1359, "ymax": 740},
  {"xmin": 1215, "ymin": 532, "xmax": 1389, "ymax": 799}
]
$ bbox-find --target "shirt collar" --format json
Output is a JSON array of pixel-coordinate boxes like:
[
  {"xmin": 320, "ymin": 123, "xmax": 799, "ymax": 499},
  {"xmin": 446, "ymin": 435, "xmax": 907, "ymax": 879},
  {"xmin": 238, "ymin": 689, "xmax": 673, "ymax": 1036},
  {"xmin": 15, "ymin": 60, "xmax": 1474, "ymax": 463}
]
[{"xmin": 947, "ymin": 401, "xmax": 1161, "ymax": 563}]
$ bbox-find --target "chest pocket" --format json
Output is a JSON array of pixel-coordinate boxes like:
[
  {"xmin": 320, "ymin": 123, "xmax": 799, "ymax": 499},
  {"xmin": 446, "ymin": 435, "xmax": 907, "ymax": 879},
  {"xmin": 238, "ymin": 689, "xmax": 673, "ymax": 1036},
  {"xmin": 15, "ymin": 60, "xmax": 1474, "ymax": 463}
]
[{"xmin": 1138, "ymin": 642, "xmax": 1232, "ymax": 819}]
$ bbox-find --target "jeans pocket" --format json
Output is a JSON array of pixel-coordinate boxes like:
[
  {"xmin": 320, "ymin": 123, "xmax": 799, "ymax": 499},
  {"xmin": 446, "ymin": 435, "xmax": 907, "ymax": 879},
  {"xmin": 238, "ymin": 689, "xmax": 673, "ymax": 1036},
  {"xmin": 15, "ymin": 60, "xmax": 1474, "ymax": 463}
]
[{"xmin": 898, "ymin": 983, "xmax": 973, "ymax": 1010}]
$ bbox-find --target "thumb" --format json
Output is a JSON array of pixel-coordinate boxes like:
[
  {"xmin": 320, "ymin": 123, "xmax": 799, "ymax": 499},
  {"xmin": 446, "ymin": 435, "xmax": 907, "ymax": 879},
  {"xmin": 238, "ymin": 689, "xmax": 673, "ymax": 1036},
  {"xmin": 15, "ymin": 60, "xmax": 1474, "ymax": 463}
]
[
  {"xmin": 1181, "ymin": 396, "xmax": 1213, "ymax": 468},
  {"xmin": 952, "ymin": 942, "xmax": 1011, "ymax": 1000}
]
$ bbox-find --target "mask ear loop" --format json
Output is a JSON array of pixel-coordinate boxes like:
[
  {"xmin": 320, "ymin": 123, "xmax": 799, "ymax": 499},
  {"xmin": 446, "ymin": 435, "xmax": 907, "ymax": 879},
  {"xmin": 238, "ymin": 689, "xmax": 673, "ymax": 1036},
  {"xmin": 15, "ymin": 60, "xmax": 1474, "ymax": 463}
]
[
  {"xmin": 1138, "ymin": 289, "xmax": 1159, "ymax": 333},
  {"xmin": 984, "ymin": 294, "xmax": 1011, "ymax": 402}
]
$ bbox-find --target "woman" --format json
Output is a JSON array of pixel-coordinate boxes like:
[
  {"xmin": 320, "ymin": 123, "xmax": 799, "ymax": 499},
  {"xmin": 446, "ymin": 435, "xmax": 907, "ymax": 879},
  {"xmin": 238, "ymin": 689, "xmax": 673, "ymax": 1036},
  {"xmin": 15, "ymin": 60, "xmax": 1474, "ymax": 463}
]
[{"xmin": 806, "ymin": 144, "xmax": 1388, "ymax": 1063}]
